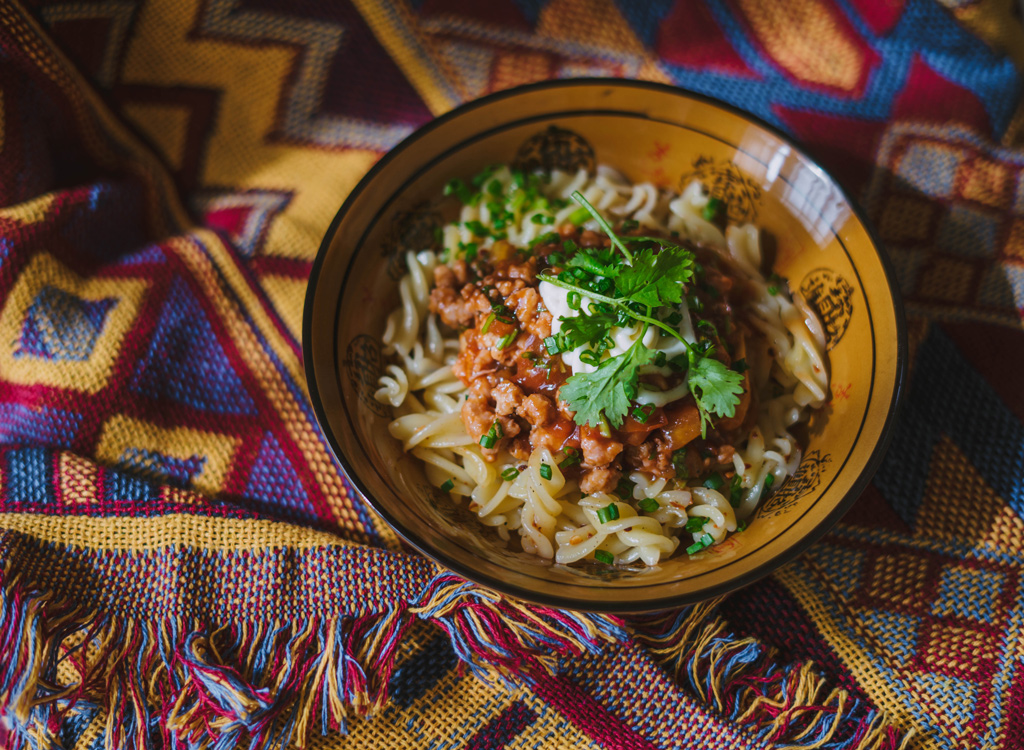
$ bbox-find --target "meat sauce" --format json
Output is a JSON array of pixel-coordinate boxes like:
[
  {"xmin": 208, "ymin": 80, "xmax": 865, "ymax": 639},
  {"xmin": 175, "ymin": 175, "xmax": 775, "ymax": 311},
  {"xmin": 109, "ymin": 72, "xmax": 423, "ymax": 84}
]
[{"xmin": 428, "ymin": 227, "xmax": 753, "ymax": 494}]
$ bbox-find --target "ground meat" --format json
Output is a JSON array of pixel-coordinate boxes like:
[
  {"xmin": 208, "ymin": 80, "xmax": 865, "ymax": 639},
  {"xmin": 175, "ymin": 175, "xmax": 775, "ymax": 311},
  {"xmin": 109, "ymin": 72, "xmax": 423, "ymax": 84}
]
[
  {"xmin": 433, "ymin": 264, "xmax": 458, "ymax": 289},
  {"xmin": 580, "ymin": 428, "xmax": 623, "ymax": 467},
  {"xmin": 460, "ymin": 389, "xmax": 520, "ymax": 459},
  {"xmin": 430, "ymin": 284, "xmax": 490, "ymax": 329},
  {"xmin": 507, "ymin": 287, "xmax": 551, "ymax": 339},
  {"xmin": 624, "ymin": 436, "xmax": 674, "ymax": 477},
  {"xmin": 461, "ymin": 394, "xmax": 495, "ymax": 442},
  {"xmin": 579, "ymin": 466, "xmax": 621, "ymax": 495},
  {"xmin": 579, "ymin": 229, "xmax": 610, "ymax": 248},
  {"xmin": 493, "ymin": 381, "xmax": 524, "ymax": 416},
  {"xmin": 517, "ymin": 394, "xmax": 555, "ymax": 426}
]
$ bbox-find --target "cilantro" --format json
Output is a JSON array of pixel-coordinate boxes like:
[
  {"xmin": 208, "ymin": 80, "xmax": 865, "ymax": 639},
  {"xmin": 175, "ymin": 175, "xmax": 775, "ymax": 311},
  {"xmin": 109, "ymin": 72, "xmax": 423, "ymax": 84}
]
[
  {"xmin": 566, "ymin": 247, "xmax": 620, "ymax": 278},
  {"xmin": 613, "ymin": 245, "xmax": 694, "ymax": 307},
  {"xmin": 559, "ymin": 338, "xmax": 654, "ymax": 428},
  {"xmin": 688, "ymin": 354, "xmax": 744, "ymax": 437},
  {"xmin": 558, "ymin": 308, "xmax": 616, "ymax": 351}
]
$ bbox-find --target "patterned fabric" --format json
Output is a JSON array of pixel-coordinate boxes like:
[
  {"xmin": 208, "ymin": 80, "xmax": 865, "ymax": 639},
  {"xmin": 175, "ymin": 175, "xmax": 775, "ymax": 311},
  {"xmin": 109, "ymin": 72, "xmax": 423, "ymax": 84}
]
[{"xmin": 1, "ymin": 0, "xmax": 1023, "ymax": 748}]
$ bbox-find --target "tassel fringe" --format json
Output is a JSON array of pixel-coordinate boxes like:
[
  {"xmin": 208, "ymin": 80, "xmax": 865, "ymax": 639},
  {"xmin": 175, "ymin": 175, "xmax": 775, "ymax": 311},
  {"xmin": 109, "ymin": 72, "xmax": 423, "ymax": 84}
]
[
  {"xmin": 630, "ymin": 605, "xmax": 915, "ymax": 750},
  {"xmin": 0, "ymin": 566, "xmax": 624, "ymax": 750}
]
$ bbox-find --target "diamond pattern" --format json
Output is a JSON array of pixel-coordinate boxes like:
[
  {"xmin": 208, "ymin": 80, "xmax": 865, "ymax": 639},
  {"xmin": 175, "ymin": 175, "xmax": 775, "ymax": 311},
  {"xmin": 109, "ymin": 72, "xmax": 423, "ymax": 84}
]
[{"xmin": 15, "ymin": 286, "xmax": 117, "ymax": 361}]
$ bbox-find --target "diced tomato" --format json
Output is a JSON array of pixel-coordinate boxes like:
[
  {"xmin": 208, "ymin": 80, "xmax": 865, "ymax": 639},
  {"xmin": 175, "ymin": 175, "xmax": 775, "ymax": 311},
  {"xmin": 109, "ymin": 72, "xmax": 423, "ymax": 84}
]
[
  {"xmin": 616, "ymin": 407, "xmax": 666, "ymax": 446},
  {"xmin": 661, "ymin": 401, "xmax": 702, "ymax": 450}
]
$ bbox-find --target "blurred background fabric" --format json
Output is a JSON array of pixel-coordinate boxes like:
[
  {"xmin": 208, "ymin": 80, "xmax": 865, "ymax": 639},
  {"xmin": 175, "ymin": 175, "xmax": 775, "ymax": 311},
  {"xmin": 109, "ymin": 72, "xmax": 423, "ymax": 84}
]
[{"xmin": 0, "ymin": 0, "xmax": 1023, "ymax": 748}]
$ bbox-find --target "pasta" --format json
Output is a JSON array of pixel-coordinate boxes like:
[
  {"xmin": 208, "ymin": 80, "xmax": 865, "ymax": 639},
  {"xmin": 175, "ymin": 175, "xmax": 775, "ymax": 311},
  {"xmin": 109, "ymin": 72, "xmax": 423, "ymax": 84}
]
[{"xmin": 375, "ymin": 165, "xmax": 828, "ymax": 567}]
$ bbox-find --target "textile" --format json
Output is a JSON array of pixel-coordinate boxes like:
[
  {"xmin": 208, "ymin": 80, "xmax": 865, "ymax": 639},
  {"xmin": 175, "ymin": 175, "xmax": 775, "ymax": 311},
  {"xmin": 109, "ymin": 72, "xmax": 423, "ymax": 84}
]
[{"xmin": 0, "ymin": 0, "xmax": 1023, "ymax": 748}]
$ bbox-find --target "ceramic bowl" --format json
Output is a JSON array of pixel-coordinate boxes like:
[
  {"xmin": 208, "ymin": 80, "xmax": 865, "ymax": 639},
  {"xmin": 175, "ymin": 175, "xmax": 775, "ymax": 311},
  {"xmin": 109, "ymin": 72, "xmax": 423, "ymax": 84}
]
[{"xmin": 303, "ymin": 80, "xmax": 906, "ymax": 612}]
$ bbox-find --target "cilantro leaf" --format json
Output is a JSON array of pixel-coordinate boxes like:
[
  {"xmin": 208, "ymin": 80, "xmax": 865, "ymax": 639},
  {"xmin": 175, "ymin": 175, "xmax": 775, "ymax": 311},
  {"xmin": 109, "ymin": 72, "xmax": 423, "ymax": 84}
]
[
  {"xmin": 565, "ymin": 247, "xmax": 621, "ymax": 278},
  {"xmin": 614, "ymin": 245, "xmax": 694, "ymax": 307},
  {"xmin": 559, "ymin": 308, "xmax": 616, "ymax": 350},
  {"xmin": 688, "ymin": 355, "xmax": 744, "ymax": 437},
  {"xmin": 560, "ymin": 340, "xmax": 655, "ymax": 428}
]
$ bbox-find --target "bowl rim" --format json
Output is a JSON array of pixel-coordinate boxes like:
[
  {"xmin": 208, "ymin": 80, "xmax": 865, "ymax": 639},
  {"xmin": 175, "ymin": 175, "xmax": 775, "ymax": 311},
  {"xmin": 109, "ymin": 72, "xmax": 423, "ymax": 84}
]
[{"xmin": 302, "ymin": 78, "xmax": 908, "ymax": 613}]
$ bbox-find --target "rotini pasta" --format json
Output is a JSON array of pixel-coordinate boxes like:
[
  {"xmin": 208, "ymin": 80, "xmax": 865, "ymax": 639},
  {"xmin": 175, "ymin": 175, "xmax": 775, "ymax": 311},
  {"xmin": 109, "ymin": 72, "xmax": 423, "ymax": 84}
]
[{"xmin": 375, "ymin": 165, "xmax": 828, "ymax": 567}]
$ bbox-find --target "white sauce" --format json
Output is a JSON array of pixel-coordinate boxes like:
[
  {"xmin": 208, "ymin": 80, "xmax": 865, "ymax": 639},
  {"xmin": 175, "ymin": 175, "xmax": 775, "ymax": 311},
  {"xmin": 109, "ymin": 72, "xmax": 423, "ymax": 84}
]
[{"xmin": 538, "ymin": 279, "xmax": 698, "ymax": 408}]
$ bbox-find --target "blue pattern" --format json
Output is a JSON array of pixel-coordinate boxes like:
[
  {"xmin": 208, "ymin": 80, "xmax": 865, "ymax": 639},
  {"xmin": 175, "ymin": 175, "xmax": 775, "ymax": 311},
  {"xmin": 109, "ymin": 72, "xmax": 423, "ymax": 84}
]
[
  {"xmin": 245, "ymin": 432, "xmax": 313, "ymax": 518},
  {"xmin": 0, "ymin": 404, "xmax": 82, "ymax": 448},
  {"xmin": 118, "ymin": 447, "xmax": 207, "ymax": 488},
  {"xmin": 130, "ymin": 276, "xmax": 257, "ymax": 415},
  {"xmin": 15, "ymin": 286, "xmax": 116, "ymax": 362}
]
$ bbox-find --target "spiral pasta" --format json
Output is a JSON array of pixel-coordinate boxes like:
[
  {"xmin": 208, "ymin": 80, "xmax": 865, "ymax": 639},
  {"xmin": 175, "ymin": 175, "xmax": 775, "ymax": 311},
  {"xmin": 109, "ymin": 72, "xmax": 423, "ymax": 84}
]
[{"xmin": 375, "ymin": 167, "xmax": 828, "ymax": 567}]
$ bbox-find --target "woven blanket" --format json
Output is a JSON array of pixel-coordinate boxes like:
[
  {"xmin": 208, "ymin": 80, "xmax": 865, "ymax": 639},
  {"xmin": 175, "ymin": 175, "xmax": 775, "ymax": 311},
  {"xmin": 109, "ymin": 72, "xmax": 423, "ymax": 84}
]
[{"xmin": 1, "ymin": 0, "xmax": 1023, "ymax": 748}]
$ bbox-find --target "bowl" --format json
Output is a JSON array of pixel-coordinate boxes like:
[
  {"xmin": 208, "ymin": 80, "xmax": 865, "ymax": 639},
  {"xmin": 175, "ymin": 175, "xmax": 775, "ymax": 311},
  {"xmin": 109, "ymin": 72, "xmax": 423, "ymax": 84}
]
[{"xmin": 303, "ymin": 79, "xmax": 906, "ymax": 613}]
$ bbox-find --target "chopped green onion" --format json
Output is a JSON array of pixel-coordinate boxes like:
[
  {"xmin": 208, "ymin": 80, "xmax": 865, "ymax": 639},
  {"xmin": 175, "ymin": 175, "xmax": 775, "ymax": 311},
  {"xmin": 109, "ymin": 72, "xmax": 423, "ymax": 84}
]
[
  {"xmin": 511, "ymin": 171, "xmax": 526, "ymax": 189},
  {"xmin": 703, "ymin": 473, "xmax": 724, "ymax": 491},
  {"xmin": 492, "ymin": 421, "xmax": 504, "ymax": 438},
  {"xmin": 558, "ymin": 449, "xmax": 580, "ymax": 469},
  {"xmin": 620, "ymin": 219, "xmax": 639, "ymax": 231},
  {"xmin": 684, "ymin": 516, "xmax": 710, "ymax": 533},
  {"xmin": 596, "ymin": 503, "xmax": 620, "ymax": 524},
  {"xmin": 548, "ymin": 252, "xmax": 564, "ymax": 266},
  {"xmin": 701, "ymin": 197, "xmax": 724, "ymax": 222},
  {"xmin": 444, "ymin": 178, "xmax": 473, "ymax": 204},
  {"xmin": 529, "ymin": 231, "xmax": 560, "ymax": 248},
  {"xmin": 665, "ymin": 311, "xmax": 683, "ymax": 326},
  {"xmin": 464, "ymin": 220, "xmax": 489, "ymax": 237},
  {"xmin": 496, "ymin": 332, "xmax": 517, "ymax": 349},
  {"xmin": 461, "ymin": 242, "xmax": 478, "ymax": 262},
  {"xmin": 568, "ymin": 206, "xmax": 590, "ymax": 225},
  {"xmin": 733, "ymin": 358, "xmax": 749, "ymax": 373},
  {"xmin": 481, "ymin": 312, "xmax": 496, "ymax": 335},
  {"xmin": 471, "ymin": 165, "xmax": 498, "ymax": 187},
  {"xmin": 764, "ymin": 473, "xmax": 776, "ymax": 490},
  {"xmin": 501, "ymin": 467, "xmax": 520, "ymax": 481},
  {"xmin": 614, "ymin": 477, "xmax": 634, "ymax": 500},
  {"xmin": 638, "ymin": 497, "xmax": 660, "ymax": 513},
  {"xmin": 729, "ymin": 474, "xmax": 743, "ymax": 508},
  {"xmin": 579, "ymin": 349, "xmax": 601, "ymax": 366},
  {"xmin": 686, "ymin": 533, "xmax": 714, "ymax": 555},
  {"xmin": 631, "ymin": 404, "xmax": 653, "ymax": 424},
  {"xmin": 539, "ymin": 463, "xmax": 553, "ymax": 480},
  {"xmin": 543, "ymin": 336, "xmax": 561, "ymax": 355},
  {"xmin": 767, "ymin": 285, "xmax": 778, "ymax": 295},
  {"xmin": 440, "ymin": 479, "xmax": 455, "ymax": 492},
  {"xmin": 487, "ymin": 179, "xmax": 503, "ymax": 196},
  {"xmin": 531, "ymin": 213, "xmax": 554, "ymax": 225},
  {"xmin": 567, "ymin": 291, "xmax": 581, "ymax": 310},
  {"xmin": 672, "ymin": 450, "xmax": 689, "ymax": 478},
  {"xmin": 654, "ymin": 351, "xmax": 667, "ymax": 367},
  {"xmin": 479, "ymin": 434, "xmax": 496, "ymax": 449},
  {"xmin": 594, "ymin": 549, "xmax": 614, "ymax": 565},
  {"xmin": 737, "ymin": 519, "xmax": 748, "ymax": 533}
]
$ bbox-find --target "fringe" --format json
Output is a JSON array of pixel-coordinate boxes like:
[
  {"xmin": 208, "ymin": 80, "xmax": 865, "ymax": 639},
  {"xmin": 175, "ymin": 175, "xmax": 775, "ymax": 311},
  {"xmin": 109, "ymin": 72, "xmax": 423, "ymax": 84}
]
[
  {"xmin": 630, "ymin": 605, "xmax": 916, "ymax": 750},
  {"xmin": 0, "ymin": 565, "xmax": 624, "ymax": 750}
]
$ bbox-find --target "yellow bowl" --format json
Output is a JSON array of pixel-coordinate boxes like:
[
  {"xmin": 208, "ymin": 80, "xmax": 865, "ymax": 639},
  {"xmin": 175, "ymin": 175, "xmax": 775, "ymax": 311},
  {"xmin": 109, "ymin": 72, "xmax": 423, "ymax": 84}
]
[{"xmin": 303, "ymin": 80, "xmax": 906, "ymax": 612}]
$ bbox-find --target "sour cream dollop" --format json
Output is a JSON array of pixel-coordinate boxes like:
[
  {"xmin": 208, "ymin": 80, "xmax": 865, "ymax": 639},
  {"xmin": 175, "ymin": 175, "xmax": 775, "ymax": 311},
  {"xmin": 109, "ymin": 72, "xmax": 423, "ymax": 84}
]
[{"xmin": 538, "ymin": 279, "xmax": 698, "ymax": 408}]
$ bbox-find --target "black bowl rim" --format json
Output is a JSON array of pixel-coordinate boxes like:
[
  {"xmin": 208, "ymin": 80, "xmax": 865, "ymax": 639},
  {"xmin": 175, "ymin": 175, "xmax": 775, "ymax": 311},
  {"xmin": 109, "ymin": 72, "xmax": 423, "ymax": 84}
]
[{"xmin": 302, "ymin": 78, "xmax": 908, "ymax": 614}]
